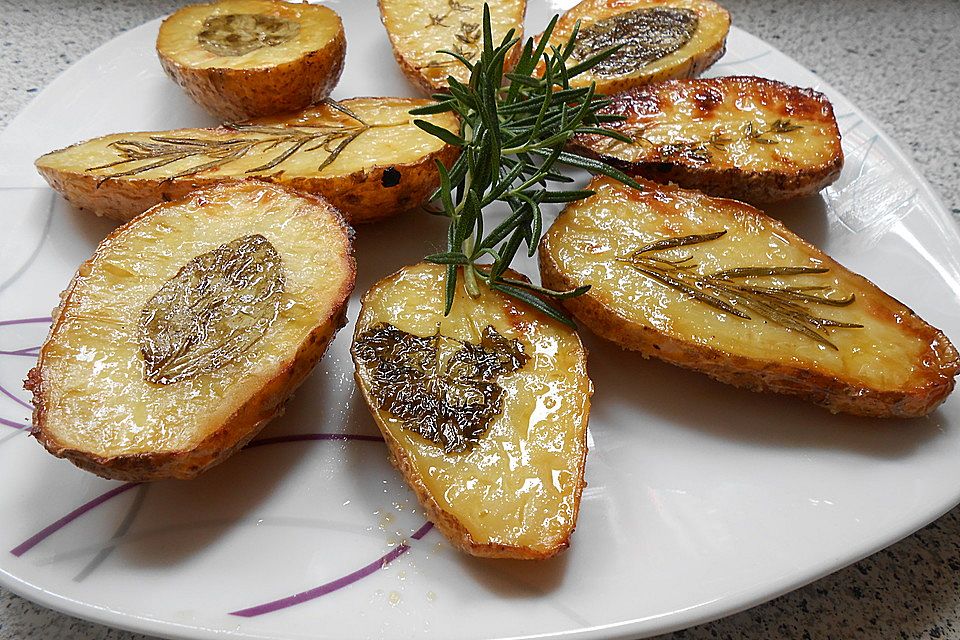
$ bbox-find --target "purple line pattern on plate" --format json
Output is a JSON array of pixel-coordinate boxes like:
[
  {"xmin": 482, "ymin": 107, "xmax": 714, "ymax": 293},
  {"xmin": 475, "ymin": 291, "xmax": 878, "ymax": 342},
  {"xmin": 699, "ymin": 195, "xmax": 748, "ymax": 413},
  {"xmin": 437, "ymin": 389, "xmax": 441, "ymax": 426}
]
[
  {"xmin": 7, "ymin": 426, "xmax": 420, "ymax": 617},
  {"xmin": 0, "ymin": 317, "xmax": 51, "ymax": 419},
  {"xmin": 0, "ymin": 416, "xmax": 27, "ymax": 430},
  {"xmin": 10, "ymin": 482, "xmax": 141, "ymax": 557},
  {"xmin": 10, "ymin": 431, "xmax": 386, "ymax": 556},
  {"xmin": 229, "ymin": 521, "xmax": 434, "ymax": 618},
  {"xmin": 0, "ymin": 317, "xmax": 51, "ymax": 328},
  {"xmin": 0, "ymin": 346, "xmax": 41, "ymax": 357}
]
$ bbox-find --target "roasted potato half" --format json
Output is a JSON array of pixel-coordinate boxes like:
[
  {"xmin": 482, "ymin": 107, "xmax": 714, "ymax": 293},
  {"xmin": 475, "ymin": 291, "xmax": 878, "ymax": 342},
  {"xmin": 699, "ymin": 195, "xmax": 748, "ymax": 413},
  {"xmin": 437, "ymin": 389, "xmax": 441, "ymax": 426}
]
[
  {"xmin": 35, "ymin": 98, "xmax": 460, "ymax": 224},
  {"xmin": 27, "ymin": 181, "xmax": 355, "ymax": 481},
  {"xmin": 157, "ymin": 0, "xmax": 346, "ymax": 120},
  {"xmin": 540, "ymin": 176, "xmax": 959, "ymax": 417},
  {"xmin": 572, "ymin": 77, "xmax": 844, "ymax": 204},
  {"xmin": 537, "ymin": 0, "xmax": 730, "ymax": 95},
  {"xmin": 351, "ymin": 262, "xmax": 591, "ymax": 559},
  {"xmin": 379, "ymin": 0, "xmax": 526, "ymax": 94}
]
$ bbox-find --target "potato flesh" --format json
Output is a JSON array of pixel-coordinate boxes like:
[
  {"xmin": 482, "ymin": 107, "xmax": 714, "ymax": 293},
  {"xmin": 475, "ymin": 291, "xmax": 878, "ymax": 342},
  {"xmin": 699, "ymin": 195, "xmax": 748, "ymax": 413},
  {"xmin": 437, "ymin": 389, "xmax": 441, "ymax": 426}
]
[
  {"xmin": 40, "ymin": 183, "xmax": 351, "ymax": 456},
  {"xmin": 157, "ymin": 0, "xmax": 341, "ymax": 70},
  {"xmin": 545, "ymin": 178, "xmax": 946, "ymax": 392},
  {"xmin": 582, "ymin": 78, "xmax": 841, "ymax": 173},
  {"xmin": 545, "ymin": 0, "xmax": 729, "ymax": 88},
  {"xmin": 355, "ymin": 263, "xmax": 589, "ymax": 553},
  {"xmin": 37, "ymin": 99, "xmax": 457, "ymax": 183},
  {"xmin": 380, "ymin": 0, "xmax": 525, "ymax": 88}
]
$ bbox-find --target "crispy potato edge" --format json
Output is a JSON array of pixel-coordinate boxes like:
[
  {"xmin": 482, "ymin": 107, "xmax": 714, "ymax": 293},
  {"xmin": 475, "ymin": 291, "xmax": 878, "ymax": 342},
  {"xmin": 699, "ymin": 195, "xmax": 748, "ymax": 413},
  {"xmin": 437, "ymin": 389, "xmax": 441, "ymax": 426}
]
[
  {"xmin": 350, "ymin": 264, "xmax": 590, "ymax": 559},
  {"xmin": 25, "ymin": 181, "xmax": 357, "ymax": 481},
  {"xmin": 539, "ymin": 189, "xmax": 959, "ymax": 419},
  {"xmin": 156, "ymin": 4, "xmax": 347, "ymax": 120}
]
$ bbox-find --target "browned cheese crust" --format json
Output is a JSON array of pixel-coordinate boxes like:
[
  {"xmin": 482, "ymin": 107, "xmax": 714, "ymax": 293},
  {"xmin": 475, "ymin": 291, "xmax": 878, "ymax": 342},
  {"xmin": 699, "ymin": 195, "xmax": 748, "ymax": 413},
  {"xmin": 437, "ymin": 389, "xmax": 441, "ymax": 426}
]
[
  {"xmin": 157, "ymin": 1, "xmax": 347, "ymax": 120},
  {"xmin": 26, "ymin": 181, "xmax": 356, "ymax": 481},
  {"xmin": 571, "ymin": 77, "xmax": 845, "ymax": 204},
  {"xmin": 540, "ymin": 178, "xmax": 959, "ymax": 418}
]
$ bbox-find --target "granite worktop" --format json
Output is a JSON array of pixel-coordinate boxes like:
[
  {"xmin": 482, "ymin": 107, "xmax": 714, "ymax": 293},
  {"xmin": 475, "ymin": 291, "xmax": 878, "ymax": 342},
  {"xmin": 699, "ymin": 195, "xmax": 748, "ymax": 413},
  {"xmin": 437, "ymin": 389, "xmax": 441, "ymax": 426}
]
[{"xmin": 1, "ymin": 1, "xmax": 959, "ymax": 638}]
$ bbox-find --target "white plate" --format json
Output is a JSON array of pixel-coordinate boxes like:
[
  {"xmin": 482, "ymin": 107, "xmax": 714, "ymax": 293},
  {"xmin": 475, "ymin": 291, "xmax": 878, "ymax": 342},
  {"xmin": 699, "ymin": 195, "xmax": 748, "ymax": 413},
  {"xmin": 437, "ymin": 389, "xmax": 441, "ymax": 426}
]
[{"xmin": 2, "ymin": 2, "xmax": 959, "ymax": 639}]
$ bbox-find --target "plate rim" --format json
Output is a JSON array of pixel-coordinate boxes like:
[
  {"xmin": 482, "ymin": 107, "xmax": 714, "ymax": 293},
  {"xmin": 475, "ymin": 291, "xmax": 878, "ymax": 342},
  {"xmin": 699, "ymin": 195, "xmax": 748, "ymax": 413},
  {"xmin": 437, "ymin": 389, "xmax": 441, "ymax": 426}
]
[{"xmin": 1, "ymin": 12, "xmax": 959, "ymax": 640}]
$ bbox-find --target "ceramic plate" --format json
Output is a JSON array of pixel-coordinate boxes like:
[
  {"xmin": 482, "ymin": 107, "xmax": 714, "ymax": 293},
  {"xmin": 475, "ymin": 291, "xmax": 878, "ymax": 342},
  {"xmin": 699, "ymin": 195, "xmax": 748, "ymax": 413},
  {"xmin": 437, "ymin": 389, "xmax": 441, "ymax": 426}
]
[{"xmin": 1, "ymin": 2, "xmax": 959, "ymax": 639}]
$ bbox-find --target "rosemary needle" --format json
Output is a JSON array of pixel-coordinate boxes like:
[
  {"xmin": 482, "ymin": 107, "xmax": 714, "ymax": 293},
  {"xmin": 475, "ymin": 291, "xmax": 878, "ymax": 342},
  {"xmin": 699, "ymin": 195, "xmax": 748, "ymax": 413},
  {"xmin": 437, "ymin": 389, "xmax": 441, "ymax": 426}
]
[{"xmin": 410, "ymin": 4, "xmax": 640, "ymax": 327}]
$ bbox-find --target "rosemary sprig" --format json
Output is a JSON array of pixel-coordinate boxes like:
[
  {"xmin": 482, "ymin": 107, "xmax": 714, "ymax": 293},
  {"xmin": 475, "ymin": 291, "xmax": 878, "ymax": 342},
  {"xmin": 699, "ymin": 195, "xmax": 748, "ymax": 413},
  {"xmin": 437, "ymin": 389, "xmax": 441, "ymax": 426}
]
[
  {"xmin": 617, "ymin": 231, "xmax": 863, "ymax": 349},
  {"xmin": 88, "ymin": 99, "xmax": 373, "ymax": 180},
  {"xmin": 411, "ymin": 5, "xmax": 640, "ymax": 326}
]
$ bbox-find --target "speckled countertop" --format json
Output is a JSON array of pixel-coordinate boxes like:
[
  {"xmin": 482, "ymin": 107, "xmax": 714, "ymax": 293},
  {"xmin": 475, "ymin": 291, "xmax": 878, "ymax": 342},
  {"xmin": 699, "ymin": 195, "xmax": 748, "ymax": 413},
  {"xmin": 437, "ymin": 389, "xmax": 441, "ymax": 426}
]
[{"xmin": 1, "ymin": 1, "xmax": 959, "ymax": 639}]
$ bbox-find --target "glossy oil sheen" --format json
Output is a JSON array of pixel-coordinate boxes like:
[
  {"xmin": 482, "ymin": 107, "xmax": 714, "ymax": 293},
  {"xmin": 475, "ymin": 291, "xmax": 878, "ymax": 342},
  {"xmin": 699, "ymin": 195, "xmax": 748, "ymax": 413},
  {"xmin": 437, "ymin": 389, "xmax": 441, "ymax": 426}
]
[
  {"xmin": 37, "ymin": 99, "xmax": 457, "ymax": 181},
  {"xmin": 157, "ymin": 0, "xmax": 341, "ymax": 69},
  {"xmin": 5, "ymin": 6, "xmax": 960, "ymax": 640},
  {"xmin": 379, "ymin": 0, "xmax": 526, "ymax": 87},
  {"xmin": 354, "ymin": 262, "xmax": 590, "ymax": 552},
  {"xmin": 588, "ymin": 77, "xmax": 841, "ymax": 173},
  {"xmin": 545, "ymin": 177, "xmax": 949, "ymax": 391},
  {"xmin": 548, "ymin": 0, "xmax": 729, "ymax": 85},
  {"xmin": 39, "ymin": 183, "xmax": 351, "ymax": 456}
]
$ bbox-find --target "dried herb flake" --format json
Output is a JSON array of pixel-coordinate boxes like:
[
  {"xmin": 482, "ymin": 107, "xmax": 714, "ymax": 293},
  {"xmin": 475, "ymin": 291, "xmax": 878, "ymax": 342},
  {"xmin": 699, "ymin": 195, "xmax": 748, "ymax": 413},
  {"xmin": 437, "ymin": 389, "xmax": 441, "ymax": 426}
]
[
  {"xmin": 353, "ymin": 323, "xmax": 529, "ymax": 452},
  {"xmin": 573, "ymin": 7, "xmax": 699, "ymax": 76},
  {"xmin": 618, "ymin": 231, "xmax": 862, "ymax": 349},
  {"xmin": 139, "ymin": 234, "xmax": 285, "ymax": 384},
  {"xmin": 198, "ymin": 13, "xmax": 301, "ymax": 57}
]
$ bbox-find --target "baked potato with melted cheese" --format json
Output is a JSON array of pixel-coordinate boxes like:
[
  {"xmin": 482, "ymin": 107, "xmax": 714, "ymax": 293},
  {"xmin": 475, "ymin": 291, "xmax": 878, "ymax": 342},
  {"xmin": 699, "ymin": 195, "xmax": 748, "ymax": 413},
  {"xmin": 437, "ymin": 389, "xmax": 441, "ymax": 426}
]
[
  {"xmin": 351, "ymin": 262, "xmax": 591, "ymax": 559},
  {"xmin": 157, "ymin": 0, "xmax": 346, "ymax": 120},
  {"xmin": 536, "ymin": 0, "xmax": 730, "ymax": 95},
  {"xmin": 35, "ymin": 98, "xmax": 460, "ymax": 224},
  {"xmin": 571, "ymin": 76, "xmax": 844, "ymax": 204},
  {"xmin": 27, "ymin": 181, "xmax": 355, "ymax": 481},
  {"xmin": 379, "ymin": 0, "xmax": 526, "ymax": 94},
  {"xmin": 540, "ymin": 176, "xmax": 959, "ymax": 417}
]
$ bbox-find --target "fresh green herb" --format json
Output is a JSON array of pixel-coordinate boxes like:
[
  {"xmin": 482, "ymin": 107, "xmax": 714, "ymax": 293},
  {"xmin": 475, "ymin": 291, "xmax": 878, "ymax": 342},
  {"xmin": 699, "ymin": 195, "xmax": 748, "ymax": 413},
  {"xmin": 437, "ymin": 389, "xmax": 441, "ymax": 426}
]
[
  {"xmin": 411, "ymin": 5, "xmax": 640, "ymax": 326},
  {"xmin": 617, "ymin": 231, "xmax": 863, "ymax": 350}
]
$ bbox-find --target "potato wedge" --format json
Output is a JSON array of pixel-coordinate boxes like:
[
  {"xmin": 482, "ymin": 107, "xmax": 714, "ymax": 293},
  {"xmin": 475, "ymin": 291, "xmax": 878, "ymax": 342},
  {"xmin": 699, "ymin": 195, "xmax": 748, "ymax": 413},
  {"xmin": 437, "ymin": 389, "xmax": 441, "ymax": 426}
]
[
  {"xmin": 571, "ymin": 77, "xmax": 844, "ymax": 204},
  {"xmin": 540, "ymin": 176, "xmax": 959, "ymax": 417},
  {"xmin": 351, "ymin": 262, "xmax": 591, "ymax": 559},
  {"xmin": 35, "ymin": 98, "xmax": 459, "ymax": 224},
  {"xmin": 378, "ymin": 0, "xmax": 526, "ymax": 94},
  {"xmin": 157, "ymin": 0, "xmax": 346, "ymax": 120},
  {"xmin": 537, "ymin": 0, "xmax": 730, "ymax": 95},
  {"xmin": 26, "ymin": 181, "xmax": 355, "ymax": 481}
]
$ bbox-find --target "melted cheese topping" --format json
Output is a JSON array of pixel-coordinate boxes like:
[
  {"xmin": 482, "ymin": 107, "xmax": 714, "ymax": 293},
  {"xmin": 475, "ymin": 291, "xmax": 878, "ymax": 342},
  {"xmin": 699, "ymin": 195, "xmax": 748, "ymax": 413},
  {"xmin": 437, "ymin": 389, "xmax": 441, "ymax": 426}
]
[
  {"xmin": 546, "ymin": 0, "xmax": 729, "ymax": 87},
  {"xmin": 37, "ymin": 99, "xmax": 458, "ymax": 181},
  {"xmin": 39, "ymin": 183, "xmax": 352, "ymax": 455},
  {"xmin": 380, "ymin": 0, "xmax": 526, "ymax": 89},
  {"xmin": 157, "ymin": 0, "xmax": 342, "ymax": 70},
  {"xmin": 354, "ymin": 262, "xmax": 590, "ymax": 553},
  {"xmin": 544, "ymin": 177, "xmax": 951, "ymax": 391},
  {"xmin": 586, "ymin": 77, "xmax": 842, "ymax": 173}
]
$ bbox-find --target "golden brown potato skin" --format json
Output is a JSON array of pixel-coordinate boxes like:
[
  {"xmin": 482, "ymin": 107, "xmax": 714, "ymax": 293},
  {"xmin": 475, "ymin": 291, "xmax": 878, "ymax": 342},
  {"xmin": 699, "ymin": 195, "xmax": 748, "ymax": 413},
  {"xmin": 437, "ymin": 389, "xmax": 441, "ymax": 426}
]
[
  {"xmin": 540, "ymin": 178, "xmax": 959, "ymax": 418},
  {"xmin": 571, "ymin": 77, "xmax": 844, "ymax": 204},
  {"xmin": 352, "ymin": 264, "xmax": 590, "ymax": 559},
  {"xmin": 27, "ymin": 305, "xmax": 348, "ymax": 481},
  {"xmin": 26, "ymin": 182, "xmax": 356, "ymax": 481},
  {"xmin": 36, "ymin": 142, "xmax": 458, "ymax": 226},
  {"xmin": 157, "ymin": 1, "xmax": 347, "ymax": 120},
  {"xmin": 378, "ymin": 0, "xmax": 526, "ymax": 95},
  {"xmin": 536, "ymin": 0, "xmax": 730, "ymax": 95},
  {"xmin": 34, "ymin": 99, "xmax": 460, "ymax": 225}
]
